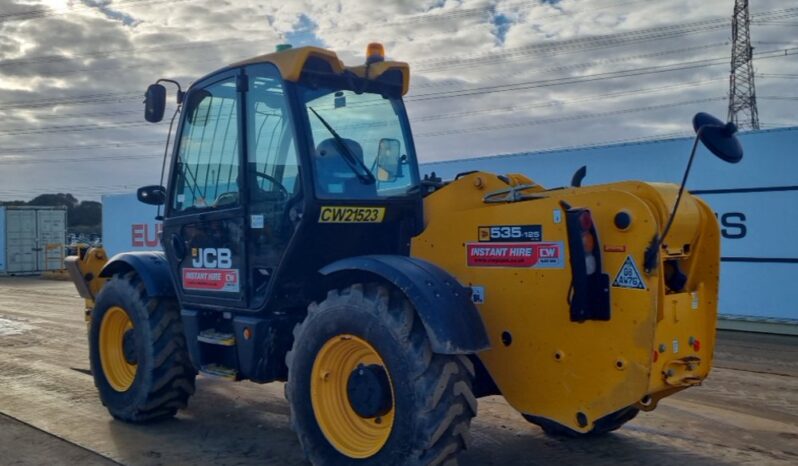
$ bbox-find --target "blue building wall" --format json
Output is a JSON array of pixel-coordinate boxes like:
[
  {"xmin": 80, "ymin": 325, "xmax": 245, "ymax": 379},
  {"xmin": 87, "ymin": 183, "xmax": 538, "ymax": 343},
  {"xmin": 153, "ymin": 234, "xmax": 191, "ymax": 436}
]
[{"xmin": 421, "ymin": 127, "xmax": 798, "ymax": 320}]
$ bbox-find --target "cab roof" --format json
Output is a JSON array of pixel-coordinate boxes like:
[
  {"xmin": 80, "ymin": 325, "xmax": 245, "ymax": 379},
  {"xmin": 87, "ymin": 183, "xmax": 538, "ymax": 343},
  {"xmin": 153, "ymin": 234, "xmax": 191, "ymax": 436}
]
[{"xmin": 227, "ymin": 46, "xmax": 410, "ymax": 95}]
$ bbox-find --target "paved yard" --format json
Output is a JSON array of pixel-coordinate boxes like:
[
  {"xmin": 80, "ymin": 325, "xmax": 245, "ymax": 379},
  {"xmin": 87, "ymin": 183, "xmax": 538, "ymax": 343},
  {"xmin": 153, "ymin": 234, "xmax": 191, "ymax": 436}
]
[{"xmin": 0, "ymin": 277, "xmax": 796, "ymax": 465}]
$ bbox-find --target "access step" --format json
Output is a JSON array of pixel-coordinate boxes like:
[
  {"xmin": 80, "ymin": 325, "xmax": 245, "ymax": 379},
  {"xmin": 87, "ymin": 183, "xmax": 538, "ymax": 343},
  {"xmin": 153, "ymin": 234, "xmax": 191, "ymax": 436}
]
[
  {"xmin": 200, "ymin": 364, "xmax": 238, "ymax": 380},
  {"xmin": 198, "ymin": 329, "xmax": 236, "ymax": 346}
]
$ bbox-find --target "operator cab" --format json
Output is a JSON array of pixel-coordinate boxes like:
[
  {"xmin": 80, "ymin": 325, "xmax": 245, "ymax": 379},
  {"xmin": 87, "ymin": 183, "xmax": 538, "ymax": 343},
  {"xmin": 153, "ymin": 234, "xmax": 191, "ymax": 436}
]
[{"xmin": 141, "ymin": 45, "xmax": 423, "ymax": 314}]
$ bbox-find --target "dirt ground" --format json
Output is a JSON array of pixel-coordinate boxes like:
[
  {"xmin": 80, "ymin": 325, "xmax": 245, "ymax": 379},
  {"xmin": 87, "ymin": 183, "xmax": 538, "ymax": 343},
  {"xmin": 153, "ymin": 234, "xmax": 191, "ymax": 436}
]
[{"xmin": 0, "ymin": 277, "xmax": 796, "ymax": 465}]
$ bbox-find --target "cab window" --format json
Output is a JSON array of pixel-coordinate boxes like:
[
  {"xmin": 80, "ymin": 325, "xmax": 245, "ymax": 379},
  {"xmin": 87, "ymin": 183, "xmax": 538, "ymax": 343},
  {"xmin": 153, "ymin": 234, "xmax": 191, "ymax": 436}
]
[
  {"xmin": 299, "ymin": 86, "xmax": 418, "ymax": 199},
  {"xmin": 172, "ymin": 77, "xmax": 240, "ymax": 213}
]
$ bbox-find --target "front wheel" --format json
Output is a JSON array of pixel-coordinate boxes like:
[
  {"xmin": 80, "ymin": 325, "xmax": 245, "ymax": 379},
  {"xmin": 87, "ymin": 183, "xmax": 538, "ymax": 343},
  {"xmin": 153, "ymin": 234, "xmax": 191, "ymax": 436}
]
[
  {"xmin": 286, "ymin": 283, "xmax": 477, "ymax": 465},
  {"xmin": 89, "ymin": 271, "xmax": 196, "ymax": 422}
]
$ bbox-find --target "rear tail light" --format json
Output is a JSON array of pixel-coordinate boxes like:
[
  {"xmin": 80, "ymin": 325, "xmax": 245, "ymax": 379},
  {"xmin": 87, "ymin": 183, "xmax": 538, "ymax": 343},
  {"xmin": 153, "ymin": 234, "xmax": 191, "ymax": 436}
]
[
  {"xmin": 580, "ymin": 211, "xmax": 598, "ymax": 275},
  {"xmin": 563, "ymin": 205, "xmax": 610, "ymax": 322}
]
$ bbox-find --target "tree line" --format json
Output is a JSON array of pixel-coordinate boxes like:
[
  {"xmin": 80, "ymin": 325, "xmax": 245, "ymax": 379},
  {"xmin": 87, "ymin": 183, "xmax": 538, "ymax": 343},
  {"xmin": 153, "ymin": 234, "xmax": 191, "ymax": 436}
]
[{"xmin": 1, "ymin": 193, "xmax": 101, "ymax": 235}]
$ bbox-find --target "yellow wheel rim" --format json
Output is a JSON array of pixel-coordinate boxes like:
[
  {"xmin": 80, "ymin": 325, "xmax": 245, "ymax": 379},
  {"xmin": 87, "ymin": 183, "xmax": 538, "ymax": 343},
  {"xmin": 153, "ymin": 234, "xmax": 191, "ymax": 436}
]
[
  {"xmin": 311, "ymin": 334, "xmax": 395, "ymax": 459},
  {"xmin": 99, "ymin": 306, "xmax": 137, "ymax": 392}
]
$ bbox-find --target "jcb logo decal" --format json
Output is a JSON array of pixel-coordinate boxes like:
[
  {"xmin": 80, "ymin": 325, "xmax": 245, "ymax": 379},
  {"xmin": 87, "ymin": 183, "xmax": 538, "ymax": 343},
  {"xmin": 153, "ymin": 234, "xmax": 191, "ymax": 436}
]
[
  {"xmin": 191, "ymin": 248, "xmax": 232, "ymax": 268},
  {"xmin": 319, "ymin": 206, "xmax": 386, "ymax": 223}
]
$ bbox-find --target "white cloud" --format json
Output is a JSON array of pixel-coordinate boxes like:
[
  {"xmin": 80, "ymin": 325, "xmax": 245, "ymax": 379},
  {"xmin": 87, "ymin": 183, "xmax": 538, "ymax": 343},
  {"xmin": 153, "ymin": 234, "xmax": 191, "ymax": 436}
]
[{"xmin": 0, "ymin": 0, "xmax": 795, "ymax": 199}]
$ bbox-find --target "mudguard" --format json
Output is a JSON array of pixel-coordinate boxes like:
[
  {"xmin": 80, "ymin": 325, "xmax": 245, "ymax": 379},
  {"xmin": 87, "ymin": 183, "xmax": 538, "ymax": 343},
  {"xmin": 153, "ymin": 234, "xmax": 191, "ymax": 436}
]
[
  {"xmin": 99, "ymin": 251, "xmax": 176, "ymax": 298},
  {"xmin": 320, "ymin": 255, "xmax": 490, "ymax": 354}
]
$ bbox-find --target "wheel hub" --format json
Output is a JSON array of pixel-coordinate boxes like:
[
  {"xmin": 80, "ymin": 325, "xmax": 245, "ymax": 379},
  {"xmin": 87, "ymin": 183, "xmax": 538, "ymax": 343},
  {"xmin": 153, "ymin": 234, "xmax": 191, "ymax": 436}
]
[
  {"xmin": 310, "ymin": 334, "xmax": 395, "ymax": 459},
  {"xmin": 347, "ymin": 363, "xmax": 393, "ymax": 418},
  {"xmin": 99, "ymin": 306, "xmax": 137, "ymax": 392}
]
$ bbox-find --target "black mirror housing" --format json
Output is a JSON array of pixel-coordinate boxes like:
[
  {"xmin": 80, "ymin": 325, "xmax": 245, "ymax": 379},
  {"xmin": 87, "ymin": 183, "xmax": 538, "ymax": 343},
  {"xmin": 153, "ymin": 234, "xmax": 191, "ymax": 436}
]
[
  {"xmin": 137, "ymin": 185, "xmax": 166, "ymax": 205},
  {"xmin": 692, "ymin": 112, "xmax": 744, "ymax": 164},
  {"xmin": 145, "ymin": 84, "xmax": 166, "ymax": 123}
]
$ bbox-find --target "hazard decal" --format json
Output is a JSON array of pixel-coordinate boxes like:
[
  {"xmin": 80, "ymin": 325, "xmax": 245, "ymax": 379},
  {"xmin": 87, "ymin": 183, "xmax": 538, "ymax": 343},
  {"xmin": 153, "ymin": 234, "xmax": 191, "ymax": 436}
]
[{"xmin": 612, "ymin": 256, "xmax": 646, "ymax": 290}]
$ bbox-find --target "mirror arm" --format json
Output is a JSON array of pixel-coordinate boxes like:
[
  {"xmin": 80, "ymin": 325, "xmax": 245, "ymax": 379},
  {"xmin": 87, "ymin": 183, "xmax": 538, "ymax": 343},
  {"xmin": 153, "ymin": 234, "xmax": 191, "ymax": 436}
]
[
  {"xmin": 643, "ymin": 127, "xmax": 704, "ymax": 273},
  {"xmin": 156, "ymin": 78, "xmax": 184, "ymax": 104}
]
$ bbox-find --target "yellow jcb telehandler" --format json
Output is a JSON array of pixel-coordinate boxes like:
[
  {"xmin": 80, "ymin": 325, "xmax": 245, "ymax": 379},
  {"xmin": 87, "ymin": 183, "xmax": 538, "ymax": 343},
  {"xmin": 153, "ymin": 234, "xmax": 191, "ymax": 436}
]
[{"xmin": 67, "ymin": 43, "xmax": 742, "ymax": 464}]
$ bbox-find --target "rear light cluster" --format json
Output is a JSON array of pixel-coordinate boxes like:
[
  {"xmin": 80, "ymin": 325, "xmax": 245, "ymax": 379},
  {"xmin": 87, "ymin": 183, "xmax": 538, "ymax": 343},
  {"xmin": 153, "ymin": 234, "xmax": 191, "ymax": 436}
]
[
  {"xmin": 563, "ymin": 205, "xmax": 610, "ymax": 322},
  {"xmin": 580, "ymin": 211, "xmax": 598, "ymax": 275}
]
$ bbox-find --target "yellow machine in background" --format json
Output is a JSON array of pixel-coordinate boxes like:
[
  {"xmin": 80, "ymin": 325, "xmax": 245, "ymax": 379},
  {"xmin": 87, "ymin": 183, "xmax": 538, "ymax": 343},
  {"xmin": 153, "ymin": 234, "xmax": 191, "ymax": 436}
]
[{"xmin": 67, "ymin": 44, "xmax": 742, "ymax": 463}]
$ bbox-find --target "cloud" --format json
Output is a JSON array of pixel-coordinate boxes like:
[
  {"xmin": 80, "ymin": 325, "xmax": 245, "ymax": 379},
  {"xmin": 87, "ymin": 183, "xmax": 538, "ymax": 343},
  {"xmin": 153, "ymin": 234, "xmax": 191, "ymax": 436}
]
[{"xmin": 0, "ymin": 0, "xmax": 795, "ymax": 199}]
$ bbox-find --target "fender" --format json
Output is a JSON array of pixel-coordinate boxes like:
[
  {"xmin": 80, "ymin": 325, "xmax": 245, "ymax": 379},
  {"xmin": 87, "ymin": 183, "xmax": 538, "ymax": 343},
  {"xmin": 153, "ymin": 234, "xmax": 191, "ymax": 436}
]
[
  {"xmin": 99, "ymin": 251, "xmax": 176, "ymax": 298},
  {"xmin": 320, "ymin": 255, "xmax": 490, "ymax": 354}
]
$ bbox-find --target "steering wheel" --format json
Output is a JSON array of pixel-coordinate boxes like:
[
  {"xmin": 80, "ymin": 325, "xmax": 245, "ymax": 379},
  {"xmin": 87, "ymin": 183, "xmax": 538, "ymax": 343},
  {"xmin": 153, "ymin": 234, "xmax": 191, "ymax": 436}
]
[{"xmin": 253, "ymin": 171, "xmax": 290, "ymax": 199}]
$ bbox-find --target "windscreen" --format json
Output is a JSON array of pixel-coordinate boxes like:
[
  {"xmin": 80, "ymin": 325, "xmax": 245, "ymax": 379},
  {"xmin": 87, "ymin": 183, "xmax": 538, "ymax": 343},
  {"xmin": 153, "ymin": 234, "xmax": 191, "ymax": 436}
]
[{"xmin": 298, "ymin": 83, "xmax": 419, "ymax": 199}]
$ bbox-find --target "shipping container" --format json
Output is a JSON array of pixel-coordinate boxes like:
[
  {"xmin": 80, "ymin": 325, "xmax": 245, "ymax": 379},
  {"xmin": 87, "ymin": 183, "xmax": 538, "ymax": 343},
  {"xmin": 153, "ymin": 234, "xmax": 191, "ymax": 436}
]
[{"xmin": 0, "ymin": 206, "xmax": 67, "ymax": 275}]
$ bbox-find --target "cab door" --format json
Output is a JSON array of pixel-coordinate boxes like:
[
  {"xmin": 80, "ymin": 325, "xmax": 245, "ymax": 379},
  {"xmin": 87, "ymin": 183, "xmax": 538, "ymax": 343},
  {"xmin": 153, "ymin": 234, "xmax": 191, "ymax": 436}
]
[
  {"xmin": 243, "ymin": 63, "xmax": 305, "ymax": 310},
  {"xmin": 162, "ymin": 69, "xmax": 249, "ymax": 309}
]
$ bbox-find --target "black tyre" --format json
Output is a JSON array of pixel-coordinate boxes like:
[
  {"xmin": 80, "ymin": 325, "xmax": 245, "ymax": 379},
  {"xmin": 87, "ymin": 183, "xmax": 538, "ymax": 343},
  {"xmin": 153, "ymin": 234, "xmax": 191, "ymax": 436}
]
[
  {"xmin": 89, "ymin": 271, "xmax": 196, "ymax": 422},
  {"xmin": 286, "ymin": 283, "xmax": 477, "ymax": 465},
  {"xmin": 524, "ymin": 406, "xmax": 639, "ymax": 438}
]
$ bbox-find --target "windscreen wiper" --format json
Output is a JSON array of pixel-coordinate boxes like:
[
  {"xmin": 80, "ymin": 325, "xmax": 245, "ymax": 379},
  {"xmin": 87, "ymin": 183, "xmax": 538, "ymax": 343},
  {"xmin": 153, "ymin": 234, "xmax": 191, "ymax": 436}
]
[{"xmin": 309, "ymin": 106, "xmax": 376, "ymax": 184}]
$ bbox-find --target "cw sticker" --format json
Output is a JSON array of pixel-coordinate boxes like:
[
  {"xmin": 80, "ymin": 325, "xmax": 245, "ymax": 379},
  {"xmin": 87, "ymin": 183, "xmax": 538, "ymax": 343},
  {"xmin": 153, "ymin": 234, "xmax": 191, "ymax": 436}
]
[{"xmin": 319, "ymin": 206, "xmax": 386, "ymax": 223}]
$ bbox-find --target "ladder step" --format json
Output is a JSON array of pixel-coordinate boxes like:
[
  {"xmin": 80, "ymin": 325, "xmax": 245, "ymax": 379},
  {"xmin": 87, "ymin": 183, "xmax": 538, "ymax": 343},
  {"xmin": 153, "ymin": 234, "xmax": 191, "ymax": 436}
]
[
  {"xmin": 200, "ymin": 364, "xmax": 238, "ymax": 380},
  {"xmin": 198, "ymin": 329, "xmax": 236, "ymax": 346}
]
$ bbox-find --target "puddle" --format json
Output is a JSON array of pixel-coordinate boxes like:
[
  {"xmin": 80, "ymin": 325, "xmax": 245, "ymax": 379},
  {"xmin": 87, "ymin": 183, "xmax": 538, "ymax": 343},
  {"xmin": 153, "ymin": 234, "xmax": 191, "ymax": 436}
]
[{"xmin": 0, "ymin": 317, "xmax": 34, "ymax": 336}]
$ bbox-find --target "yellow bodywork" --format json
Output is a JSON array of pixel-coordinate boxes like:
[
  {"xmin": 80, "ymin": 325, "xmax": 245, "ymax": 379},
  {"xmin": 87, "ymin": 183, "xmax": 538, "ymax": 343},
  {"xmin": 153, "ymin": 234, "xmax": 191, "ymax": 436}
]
[
  {"xmin": 230, "ymin": 46, "xmax": 410, "ymax": 96},
  {"xmin": 411, "ymin": 172, "xmax": 720, "ymax": 433},
  {"xmin": 64, "ymin": 246, "xmax": 109, "ymax": 322}
]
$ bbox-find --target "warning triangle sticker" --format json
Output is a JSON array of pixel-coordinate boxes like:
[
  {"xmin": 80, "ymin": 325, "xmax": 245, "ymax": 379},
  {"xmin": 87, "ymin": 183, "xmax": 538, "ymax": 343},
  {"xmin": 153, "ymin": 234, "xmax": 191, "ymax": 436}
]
[{"xmin": 612, "ymin": 255, "xmax": 646, "ymax": 290}]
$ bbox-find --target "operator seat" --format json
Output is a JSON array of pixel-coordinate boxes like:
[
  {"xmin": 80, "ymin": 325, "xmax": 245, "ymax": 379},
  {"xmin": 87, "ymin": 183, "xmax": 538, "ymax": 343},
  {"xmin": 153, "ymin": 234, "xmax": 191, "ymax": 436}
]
[{"xmin": 314, "ymin": 138, "xmax": 378, "ymax": 198}]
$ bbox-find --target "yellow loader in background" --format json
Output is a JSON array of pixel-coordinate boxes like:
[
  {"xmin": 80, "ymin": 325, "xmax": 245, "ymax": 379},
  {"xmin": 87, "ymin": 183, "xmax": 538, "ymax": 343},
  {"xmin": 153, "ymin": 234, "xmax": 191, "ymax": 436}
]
[{"xmin": 67, "ymin": 44, "xmax": 742, "ymax": 464}]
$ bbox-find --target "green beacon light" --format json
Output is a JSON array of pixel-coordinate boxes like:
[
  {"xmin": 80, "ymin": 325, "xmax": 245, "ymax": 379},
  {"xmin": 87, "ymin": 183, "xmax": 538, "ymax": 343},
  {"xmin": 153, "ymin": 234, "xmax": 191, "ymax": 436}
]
[{"xmin": 276, "ymin": 43, "xmax": 293, "ymax": 52}]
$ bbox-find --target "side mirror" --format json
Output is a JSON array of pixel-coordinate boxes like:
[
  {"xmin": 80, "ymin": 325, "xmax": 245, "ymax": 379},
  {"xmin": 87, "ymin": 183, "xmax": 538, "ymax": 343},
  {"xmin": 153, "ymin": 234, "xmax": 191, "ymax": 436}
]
[
  {"xmin": 144, "ymin": 84, "xmax": 166, "ymax": 123},
  {"xmin": 375, "ymin": 138, "xmax": 402, "ymax": 182},
  {"xmin": 137, "ymin": 185, "xmax": 166, "ymax": 205},
  {"xmin": 692, "ymin": 112, "xmax": 743, "ymax": 164}
]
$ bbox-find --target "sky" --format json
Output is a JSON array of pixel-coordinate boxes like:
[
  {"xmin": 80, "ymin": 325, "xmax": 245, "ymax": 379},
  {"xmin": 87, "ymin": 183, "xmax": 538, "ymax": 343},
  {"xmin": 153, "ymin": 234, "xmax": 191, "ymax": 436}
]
[{"xmin": 0, "ymin": 0, "xmax": 795, "ymax": 200}]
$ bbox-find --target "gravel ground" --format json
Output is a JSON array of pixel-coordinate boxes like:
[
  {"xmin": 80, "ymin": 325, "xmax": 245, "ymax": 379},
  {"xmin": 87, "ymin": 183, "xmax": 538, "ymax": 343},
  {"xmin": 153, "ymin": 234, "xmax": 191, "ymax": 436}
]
[{"xmin": 0, "ymin": 276, "xmax": 795, "ymax": 465}]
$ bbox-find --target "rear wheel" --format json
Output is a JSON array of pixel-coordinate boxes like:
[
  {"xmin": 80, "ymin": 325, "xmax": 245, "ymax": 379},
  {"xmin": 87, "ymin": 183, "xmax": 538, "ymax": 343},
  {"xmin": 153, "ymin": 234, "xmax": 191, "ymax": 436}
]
[
  {"xmin": 286, "ymin": 283, "xmax": 477, "ymax": 465},
  {"xmin": 89, "ymin": 271, "xmax": 196, "ymax": 422},
  {"xmin": 524, "ymin": 406, "xmax": 639, "ymax": 437}
]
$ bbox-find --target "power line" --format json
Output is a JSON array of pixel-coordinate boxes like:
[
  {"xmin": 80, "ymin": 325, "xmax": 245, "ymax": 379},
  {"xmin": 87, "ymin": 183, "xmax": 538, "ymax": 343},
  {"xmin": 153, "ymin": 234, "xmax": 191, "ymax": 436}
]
[
  {"xmin": 0, "ymin": 91, "xmax": 140, "ymax": 110},
  {"xmin": 0, "ymin": 121, "xmax": 148, "ymax": 137},
  {"xmin": 6, "ymin": 5, "xmax": 796, "ymax": 80},
  {"xmin": 5, "ymin": 42, "xmax": 729, "ymax": 120},
  {"xmin": 415, "ymin": 97, "xmax": 727, "ymax": 138},
  {"xmin": 758, "ymin": 73, "xmax": 798, "ymax": 79},
  {"xmin": 411, "ymin": 77, "xmax": 727, "ymax": 123},
  {"xmin": 0, "ymin": 154, "xmax": 160, "ymax": 165},
  {"xmin": 0, "ymin": 48, "xmax": 793, "ymax": 139},
  {"xmin": 406, "ymin": 47, "xmax": 798, "ymax": 103},
  {"xmin": 0, "ymin": 140, "xmax": 163, "ymax": 155},
  {"xmin": 0, "ymin": 1, "xmax": 633, "ymax": 68},
  {"xmin": 414, "ymin": 42, "xmax": 729, "ymax": 90}
]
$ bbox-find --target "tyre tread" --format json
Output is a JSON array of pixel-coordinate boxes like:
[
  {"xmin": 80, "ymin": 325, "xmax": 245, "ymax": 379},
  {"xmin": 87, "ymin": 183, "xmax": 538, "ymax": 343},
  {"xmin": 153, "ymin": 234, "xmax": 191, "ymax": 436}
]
[
  {"xmin": 286, "ymin": 282, "xmax": 477, "ymax": 465},
  {"xmin": 92, "ymin": 272, "xmax": 196, "ymax": 423}
]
